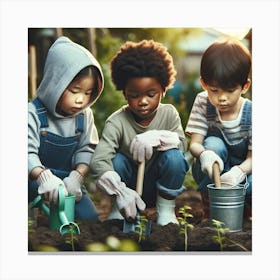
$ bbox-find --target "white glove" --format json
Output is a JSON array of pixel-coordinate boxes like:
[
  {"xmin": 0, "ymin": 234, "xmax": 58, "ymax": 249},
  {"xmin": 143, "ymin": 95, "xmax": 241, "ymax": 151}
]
[
  {"xmin": 199, "ymin": 150, "xmax": 224, "ymax": 179},
  {"xmin": 63, "ymin": 170, "xmax": 83, "ymax": 202},
  {"xmin": 96, "ymin": 171, "xmax": 146, "ymax": 219},
  {"xmin": 130, "ymin": 130, "xmax": 180, "ymax": 162},
  {"xmin": 36, "ymin": 169, "xmax": 68, "ymax": 203},
  {"xmin": 220, "ymin": 166, "xmax": 246, "ymax": 187}
]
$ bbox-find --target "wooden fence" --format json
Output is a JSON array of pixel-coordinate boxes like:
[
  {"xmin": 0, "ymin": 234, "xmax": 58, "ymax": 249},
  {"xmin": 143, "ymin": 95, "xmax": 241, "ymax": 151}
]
[{"xmin": 28, "ymin": 28, "xmax": 97, "ymax": 99}]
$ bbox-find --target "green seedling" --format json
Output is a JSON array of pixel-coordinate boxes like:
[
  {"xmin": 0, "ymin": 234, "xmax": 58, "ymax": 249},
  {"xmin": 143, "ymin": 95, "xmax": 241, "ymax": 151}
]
[
  {"xmin": 135, "ymin": 215, "xmax": 149, "ymax": 243},
  {"xmin": 64, "ymin": 224, "xmax": 79, "ymax": 251},
  {"xmin": 28, "ymin": 217, "xmax": 36, "ymax": 234},
  {"xmin": 212, "ymin": 219, "xmax": 249, "ymax": 251},
  {"xmin": 211, "ymin": 219, "xmax": 229, "ymax": 251},
  {"xmin": 178, "ymin": 205, "xmax": 194, "ymax": 251}
]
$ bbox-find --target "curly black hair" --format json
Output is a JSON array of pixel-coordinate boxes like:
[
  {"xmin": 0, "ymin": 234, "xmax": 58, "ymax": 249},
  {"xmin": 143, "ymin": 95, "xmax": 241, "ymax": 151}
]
[{"xmin": 110, "ymin": 40, "xmax": 176, "ymax": 91}]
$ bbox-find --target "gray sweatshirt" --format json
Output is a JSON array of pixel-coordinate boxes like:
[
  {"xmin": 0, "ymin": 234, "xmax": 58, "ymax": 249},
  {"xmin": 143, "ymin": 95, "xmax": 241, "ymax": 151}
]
[
  {"xmin": 90, "ymin": 103, "xmax": 187, "ymax": 179},
  {"xmin": 28, "ymin": 36, "xmax": 104, "ymax": 175}
]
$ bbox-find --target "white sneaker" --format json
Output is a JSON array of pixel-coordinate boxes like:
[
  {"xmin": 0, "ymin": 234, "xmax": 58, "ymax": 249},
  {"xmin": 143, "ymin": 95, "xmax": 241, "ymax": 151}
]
[{"xmin": 156, "ymin": 195, "xmax": 178, "ymax": 226}]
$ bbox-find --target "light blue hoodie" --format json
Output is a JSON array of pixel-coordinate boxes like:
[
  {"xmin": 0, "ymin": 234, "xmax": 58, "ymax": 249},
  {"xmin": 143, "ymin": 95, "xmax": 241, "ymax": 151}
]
[{"xmin": 28, "ymin": 36, "xmax": 104, "ymax": 174}]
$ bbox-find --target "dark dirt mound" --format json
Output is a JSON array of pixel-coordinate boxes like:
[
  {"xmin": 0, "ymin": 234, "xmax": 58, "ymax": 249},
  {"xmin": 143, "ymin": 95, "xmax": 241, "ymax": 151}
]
[
  {"xmin": 28, "ymin": 218, "xmax": 251, "ymax": 252},
  {"xmin": 28, "ymin": 189, "xmax": 252, "ymax": 252}
]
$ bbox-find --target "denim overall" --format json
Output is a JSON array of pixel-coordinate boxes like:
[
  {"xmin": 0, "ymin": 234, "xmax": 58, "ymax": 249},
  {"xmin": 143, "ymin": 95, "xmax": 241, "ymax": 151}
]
[
  {"xmin": 112, "ymin": 149, "xmax": 189, "ymax": 208},
  {"xmin": 192, "ymin": 98, "xmax": 252, "ymax": 202},
  {"xmin": 28, "ymin": 98, "xmax": 98, "ymax": 221}
]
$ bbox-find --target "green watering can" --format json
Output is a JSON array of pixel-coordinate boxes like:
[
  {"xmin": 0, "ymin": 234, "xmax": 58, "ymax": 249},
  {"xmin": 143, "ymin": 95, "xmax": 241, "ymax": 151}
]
[{"xmin": 31, "ymin": 184, "xmax": 80, "ymax": 235}]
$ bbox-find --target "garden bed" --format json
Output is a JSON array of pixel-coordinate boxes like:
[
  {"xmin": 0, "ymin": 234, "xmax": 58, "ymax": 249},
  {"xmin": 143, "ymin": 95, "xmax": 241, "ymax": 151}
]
[{"xmin": 28, "ymin": 189, "xmax": 252, "ymax": 252}]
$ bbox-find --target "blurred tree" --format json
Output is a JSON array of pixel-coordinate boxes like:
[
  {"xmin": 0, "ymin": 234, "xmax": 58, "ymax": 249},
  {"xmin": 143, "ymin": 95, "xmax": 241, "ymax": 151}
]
[{"xmin": 28, "ymin": 28, "xmax": 200, "ymax": 134}]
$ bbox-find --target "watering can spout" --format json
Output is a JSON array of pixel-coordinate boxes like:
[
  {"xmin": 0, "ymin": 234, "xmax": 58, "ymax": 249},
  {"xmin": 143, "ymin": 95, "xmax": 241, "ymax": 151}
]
[
  {"xmin": 60, "ymin": 222, "xmax": 81, "ymax": 235},
  {"xmin": 31, "ymin": 195, "xmax": 50, "ymax": 217}
]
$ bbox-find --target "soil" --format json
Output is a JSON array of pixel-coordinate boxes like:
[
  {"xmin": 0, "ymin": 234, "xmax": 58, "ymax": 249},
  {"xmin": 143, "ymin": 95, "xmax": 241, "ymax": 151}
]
[{"xmin": 28, "ymin": 189, "xmax": 252, "ymax": 252}]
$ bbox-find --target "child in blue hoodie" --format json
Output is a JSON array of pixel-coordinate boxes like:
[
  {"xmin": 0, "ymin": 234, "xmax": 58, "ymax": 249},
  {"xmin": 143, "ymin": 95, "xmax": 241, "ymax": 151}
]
[{"xmin": 28, "ymin": 36, "xmax": 104, "ymax": 221}]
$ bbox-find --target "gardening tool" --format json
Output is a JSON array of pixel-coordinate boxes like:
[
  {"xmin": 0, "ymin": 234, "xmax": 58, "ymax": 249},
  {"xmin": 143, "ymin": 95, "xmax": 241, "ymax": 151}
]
[
  {"xmin": 123, "ymin": 161, "xmax": 152, "ymax": 235},
  {"xmin": 31, "ymin": 184, "xmax": 80, "ymax": 235},
  {"xmin": 207, "ymin": 162, "xmax": 248, "ymax": 232},
  {"xmin": 212, "ymin": 161, "xmax": 221, "ymax": 188}
]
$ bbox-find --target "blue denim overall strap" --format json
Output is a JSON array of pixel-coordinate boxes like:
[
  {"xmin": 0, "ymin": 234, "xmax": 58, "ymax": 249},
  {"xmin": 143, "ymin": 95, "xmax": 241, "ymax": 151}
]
[
  {"xmin": 30, "ymin": 98, "xmax": 99, "ymax": 221},
  {"xmin": 206, "ymin": 98, "xmax": 251, "ymax": 164},
  {"xmin": 32, "ymin": 97, "xmax": 84, "ymax": 177}
]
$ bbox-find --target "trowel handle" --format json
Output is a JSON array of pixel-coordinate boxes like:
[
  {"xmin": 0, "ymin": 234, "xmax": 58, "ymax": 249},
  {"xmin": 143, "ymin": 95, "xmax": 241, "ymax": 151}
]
[
  {"xmin": 212, "ymin": 161, "xmax": 221, "ymax": 188},
  {"xmin": 136, "ymin": 161, "xmax": 145, "ymax": 196}
]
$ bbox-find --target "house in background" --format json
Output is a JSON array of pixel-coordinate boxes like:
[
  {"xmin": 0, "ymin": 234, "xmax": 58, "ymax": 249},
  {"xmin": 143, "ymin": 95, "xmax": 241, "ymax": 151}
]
[
  {"xmin": 175, "ymin": 27, "xmax": 251, "ymax": 81},
  {"xmin": 167, "ymin": 28, "xmax": 252, "ymax": 105}
]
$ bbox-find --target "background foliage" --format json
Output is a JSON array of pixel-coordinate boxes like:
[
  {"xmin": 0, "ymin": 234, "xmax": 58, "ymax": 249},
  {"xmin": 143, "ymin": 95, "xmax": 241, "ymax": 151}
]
[{"xmin": 28, "ymin": 28, "xmax": 203, "ymax": 134}]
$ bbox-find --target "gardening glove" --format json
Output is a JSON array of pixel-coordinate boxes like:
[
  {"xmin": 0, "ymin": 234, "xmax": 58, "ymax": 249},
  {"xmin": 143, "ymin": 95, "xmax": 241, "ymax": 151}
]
[
  {"xmin": 63, "ymin": 170, "xmax": 83, "ymax": 202},
  {"xmin": 199, "ymin": 150, "xmax": 224, "ymax": 179},
  {"xmin": 96, "ymin": 170, "xmax": 146, "ymax": 220},
  {"xmin": 220, "ymin": 166, "xmax": 246, "ymax": 188},
  {"xmin": 36, "ymin": 169, "xmax": 68, "ymax": 203},
  {"xmin": 130, "ymin": 130, "xmax": 180, "ymax": 162}
]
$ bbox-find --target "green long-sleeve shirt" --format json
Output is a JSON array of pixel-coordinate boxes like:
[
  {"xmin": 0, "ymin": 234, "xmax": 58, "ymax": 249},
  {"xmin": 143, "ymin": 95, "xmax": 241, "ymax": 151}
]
[{"xmin": 90, "ymin": 103, "xmax": 187, "ymax": 180}]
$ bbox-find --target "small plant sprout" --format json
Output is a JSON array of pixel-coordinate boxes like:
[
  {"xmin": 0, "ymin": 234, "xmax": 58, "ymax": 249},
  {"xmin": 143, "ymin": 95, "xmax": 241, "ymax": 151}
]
[
  {"xmin": 211, "ymin": 219, "xmax": 249, "ymax": 251},
  {"xmin": 28, "ymin": 217, "xmax": 35, "ymax": 234},
  {"xmin": 178, "ymin": 205, "xmax": 194, "ymax": 251},
  {"xmin": 211, "ymin": 219, "xmax": 229, "ymax": 251},
  {"xmin": 64, "ymin": 224, "xmax": 79, "ymax": 251},
  {"xmin": 135, "ymin": 215, "xmax": 149, "ymax": 243}
]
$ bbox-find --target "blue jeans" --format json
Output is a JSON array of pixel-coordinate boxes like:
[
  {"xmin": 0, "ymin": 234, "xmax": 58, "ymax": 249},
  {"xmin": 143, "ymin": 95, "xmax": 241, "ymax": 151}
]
[
  {"xmin": 112, "ymin": 149, "xmax": 189, "ymax": 207},
  {"xmin": 192, "ymin": 136, "xmax": 252, "ymax": 203}
]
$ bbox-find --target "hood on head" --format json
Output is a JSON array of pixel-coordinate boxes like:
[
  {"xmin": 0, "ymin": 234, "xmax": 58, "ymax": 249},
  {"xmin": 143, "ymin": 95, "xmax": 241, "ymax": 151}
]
[{"xmin": 36, "ymin": 36, "xmax": 104, "ymax": 117}]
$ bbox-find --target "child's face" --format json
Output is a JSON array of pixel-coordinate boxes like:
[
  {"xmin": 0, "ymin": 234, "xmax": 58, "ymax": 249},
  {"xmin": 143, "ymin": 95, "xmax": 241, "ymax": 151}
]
[
  {"xmin": 123, "ymin": 77, "xmax": 164, "ymax": 125},
  {"xmin": 201, "ymin": 78, "xmax": 250, "ymax": 115},
  {"xmin": 56, "ymin": 76, "xmax": 94, "ymax": 116}
]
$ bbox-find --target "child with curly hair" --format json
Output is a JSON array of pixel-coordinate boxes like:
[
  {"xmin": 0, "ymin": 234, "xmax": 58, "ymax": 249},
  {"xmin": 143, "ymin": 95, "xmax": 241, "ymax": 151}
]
[
  {"xmin": 185, "ymin": 38, "xmax": 252, "ymax": 218},
  {"xmin": 90, "ymin": 40, "xmax": 189, "ymax": 225}
]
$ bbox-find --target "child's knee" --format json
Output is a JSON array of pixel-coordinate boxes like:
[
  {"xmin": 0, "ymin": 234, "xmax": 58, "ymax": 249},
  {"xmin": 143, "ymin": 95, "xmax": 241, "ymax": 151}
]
[
  {"xmin": 204, "ymin": 136, "xmax": 228, "ymax": 159},
  {"xmin": 112, "ymin": 153, "xmax": 132, "ymax": 174},
  {"xmin": 158, "ymin": 149, "xmax": 189, "ymax": 174}
]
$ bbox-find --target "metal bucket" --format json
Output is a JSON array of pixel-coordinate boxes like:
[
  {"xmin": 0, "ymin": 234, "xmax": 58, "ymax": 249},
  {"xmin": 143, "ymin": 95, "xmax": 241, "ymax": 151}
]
[{"xmin": 207, "ymin": 182, "xmax": 248, "ymax": 232}]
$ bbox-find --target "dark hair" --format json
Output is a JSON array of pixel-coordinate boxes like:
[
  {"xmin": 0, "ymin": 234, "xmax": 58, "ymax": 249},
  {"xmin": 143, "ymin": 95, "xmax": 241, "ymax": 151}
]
[
  {"xmin": 110, "ymin": 40, "xmax": 176, "ymax": 91},
  {"xmin": 72, "ymin": 65, "xmax": 102, "ymax": 101},
  {"xmin": 200, "ymin": 38, "xmax": 251, "ymax": 89}
]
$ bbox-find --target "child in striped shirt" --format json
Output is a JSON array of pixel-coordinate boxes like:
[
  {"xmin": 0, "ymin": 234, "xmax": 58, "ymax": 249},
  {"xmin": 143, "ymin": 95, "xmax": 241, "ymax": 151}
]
[{"xmin": 185, "ymin": 38, "xmax": 252, "ymax": 218}]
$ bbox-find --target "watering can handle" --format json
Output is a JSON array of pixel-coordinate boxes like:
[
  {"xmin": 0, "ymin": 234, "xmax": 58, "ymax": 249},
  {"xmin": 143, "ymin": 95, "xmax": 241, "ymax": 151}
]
[
  {"xmin": 212, "ymin": 162, "xmax": 221, "ymax": 188},
  {"xmin": 57, "ymin": 184, "xmax": 66, "ymax": 211},
  {"xmin": 136, "ymin": 161, "xmax": 145, "ymax": 196}
]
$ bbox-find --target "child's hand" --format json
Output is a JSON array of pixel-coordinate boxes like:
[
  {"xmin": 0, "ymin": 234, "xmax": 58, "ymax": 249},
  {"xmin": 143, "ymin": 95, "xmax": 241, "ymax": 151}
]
[
  {"xmin": 117, "ymin": 186, "xmax": 146, "ymax": 220},
  {"xmin": 199, "ymin": 150, "xmax": 224, "ymax": 179},
  {"xmin": 130, "ymin": 130, "xmax": 180, "ymax": 162},
  {"xmin": 220, "ymin": 166, "xmax": 246, "ymax": 187},
  {"xmin": 97, "ymin": 170, "xmax": 146, "ymax": 220},
  {"xmin": 63, "ymin": 170, "xmax": 84, "ymax": 201},
  {"xmin": 36, "ymin": 169, "xmax": 68, "ymax": 203}
]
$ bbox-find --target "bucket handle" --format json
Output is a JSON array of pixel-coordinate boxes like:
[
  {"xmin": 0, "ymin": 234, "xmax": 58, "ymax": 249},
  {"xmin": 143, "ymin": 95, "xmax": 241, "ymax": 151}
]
[
  {"xmin": 219, "ymin": 175, "xmax": 249, "ymax": 195},
  {"xmin": 213, "ymin": 162, "xmax": 249, "ymax": 195},
  {"xmin": 242, "ymin": 176, "xmax": 249, "ymax": 195}
]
